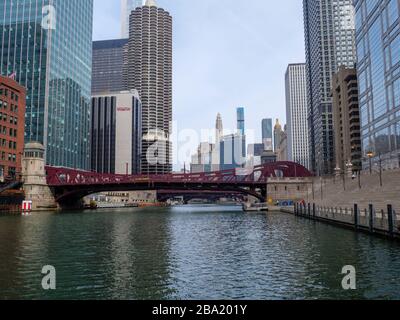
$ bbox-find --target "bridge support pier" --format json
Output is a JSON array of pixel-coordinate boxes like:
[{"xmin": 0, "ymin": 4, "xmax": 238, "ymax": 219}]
[{"xmin": 22, "ymin": 143, "xmax": 59, "ymax": 212}]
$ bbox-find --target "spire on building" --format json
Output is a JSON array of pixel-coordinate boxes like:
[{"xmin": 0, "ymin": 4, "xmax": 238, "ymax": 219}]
[{"xmin": 274, "ymin": 118, "xmax": 282, "ymax": 130}]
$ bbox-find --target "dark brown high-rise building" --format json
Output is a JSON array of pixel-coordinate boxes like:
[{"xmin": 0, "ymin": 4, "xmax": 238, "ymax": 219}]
[
  {"xmin": 332, "ymin": 67, "xmax": 362, "ymax": 173},
  {"xmin": 127, "ymin": 0, "xmax": 172, "ymax": 174}
]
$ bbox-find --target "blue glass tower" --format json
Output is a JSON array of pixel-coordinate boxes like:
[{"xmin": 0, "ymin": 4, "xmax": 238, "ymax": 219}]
[
  {"xmin": 237, "ymin": 107, "xmax": 245, "ymax": 136},
  {"xmin": 0, "ymin": 0, "xmax": 93, "ymax": 170},
  {"xmin": 355, "ymin": 0, "xmax": 400, "ymax": 169},
  {"xmin": 262, "ymin": 118, "xmax": 273, "ymax": 151}
]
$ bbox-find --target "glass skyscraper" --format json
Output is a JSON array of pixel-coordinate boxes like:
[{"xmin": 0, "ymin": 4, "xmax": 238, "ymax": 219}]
[
  {"xmin": 92, "ymin": 39, "xmax": 129, "ymax": 95},
  {"xmin": 237, "ymin": 107, "xmax": 245, "ymax": 136},
  {"xmin": 0, "ymin": 0, "xmax": 93, "ymax": 169},
  {"xmin": 262, "ymin": 118, "xmax": 273, "ymax": 151},
  {"xmin": 303, "ymin": 0, "xmax": 357, "ymax": 174},
  {"xmin": 355, "ymin": 0, "xmax": 400, "ymax": 169}
]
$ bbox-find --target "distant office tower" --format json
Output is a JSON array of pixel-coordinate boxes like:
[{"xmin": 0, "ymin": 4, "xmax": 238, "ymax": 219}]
[
  {"xmin": 190, "ymin": 142, "xmax": 215, "ymax": 173},
  {"xmin": 127, "ymin": 0, "xmax": 173, "ymax": 174},
  {"xmin": 237, "ymin": 107, "xmax": 245, "ymax": 135},
  {"xmin": 273, "ymin": 119, "xmax": 283, "ymax": 152},
  {"xmin": 354, "ymin": 0, "xmax": 400, "ymax": 170},
  {"xmin": 121, "ymin": 0, "xmax": 143, "ymax": 38},
  {"xmin": 92, "ymin": 39, "xmax": 129, "ymax": 95},
  {"xmin": 262, "ymin": 119, "xmax": 273, "ymax": 151},
  {"xmin": 303, "ymin": 0, "xmax": 357, "ymax": 174},
  {"xmin": 0, "ymin": 0, "xmax": 93, "ymax": 170},
  {"xmin": 285, "ymin": 64, "xmax": 310, "ymax": 169},
  {"xmin": 0, "ymin": 76, "xmax": 26, "ymax": 180},
  {"xmin": 220, "ymin": 134, "xmax": 246, "ymax": 171},
  {"xmin": 91, "ymin": 90, "xmax": 142, "ymax": 175},
  {"xmin": 216, "ymin": 113, "xmax": 223, "ymax": 144},
  {"xmin": 247, "ymin": 143, "xmax": 264, "ymax": 157},
  {"xmin": 332, "ymin": 67, "xmax": 361, "ymax": 173}
]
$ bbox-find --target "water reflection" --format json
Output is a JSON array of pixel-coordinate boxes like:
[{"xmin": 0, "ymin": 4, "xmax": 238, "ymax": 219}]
[{"xmin": 0, "ymin": 207, "xmax": 399, "ymax": 300}]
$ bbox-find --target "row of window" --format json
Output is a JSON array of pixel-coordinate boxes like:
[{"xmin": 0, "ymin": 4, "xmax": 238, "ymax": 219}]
[
  {"xmin": 0, "ymin": 152, "xmax": 17, "ymax": 163},
  {"xmin": 0, "ymin": 113, "xmax": 18, "ymax": 125},
  {"xmin": 0, "ymin": 88, "xmax": 19, "ymax": 102},
  {"xmin": 0, "ymin": 100, "xmax": 19, "ymax": 114}
]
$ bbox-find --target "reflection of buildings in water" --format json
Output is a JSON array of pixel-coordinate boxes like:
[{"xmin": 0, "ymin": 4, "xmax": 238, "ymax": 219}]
[
  {"xmin": 0, "ymin": 214, "xmax": 55, "ymax": 299},
  {"xmin": 109, "ymin": 211, "xmax": 174, "ymax": 299}
]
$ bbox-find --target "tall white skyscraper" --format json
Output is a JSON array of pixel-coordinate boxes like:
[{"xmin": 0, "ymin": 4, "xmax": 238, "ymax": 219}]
[
  {"xmin": 285, "ymin": 64, "xmax": 310, "ymax": 169},
  {"xmin": 121, "ymin": 0, "xmax": 143, "ymax": 38}
]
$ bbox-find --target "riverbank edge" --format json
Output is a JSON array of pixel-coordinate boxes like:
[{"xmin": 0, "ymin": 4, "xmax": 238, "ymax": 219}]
[{"xmin": 280, "ymin": 206, "xmax": 400, "ymax": 241}]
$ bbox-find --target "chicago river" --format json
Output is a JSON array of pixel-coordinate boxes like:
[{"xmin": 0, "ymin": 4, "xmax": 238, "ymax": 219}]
[{"xmin": 0, "ymin": 206, "xmax": 399, "ymax": 300}]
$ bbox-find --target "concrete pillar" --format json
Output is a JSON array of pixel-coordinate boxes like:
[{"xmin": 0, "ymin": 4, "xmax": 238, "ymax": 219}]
[{"xmin": 22, "ymin": 142, "xmax": 58, "ymax": 211}]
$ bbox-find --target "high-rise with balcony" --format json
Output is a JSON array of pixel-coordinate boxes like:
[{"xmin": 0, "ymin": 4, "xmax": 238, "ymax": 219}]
[
  {"xmin": 0, "ymin": 0, "xmax": 93, "ymax": 170},
  {"xmin": 303, "ymin": 0, "xmax": 357, "ymax": 174},
  {"xmin": 354, "ymin": 0, "xmax": 400, "ymax": 170},
  {"xmin": 285, "ymin": 63, "xmax": 310, "ymax": 169},
  {"xmin": 127, "ymin": 0, "xmax": 173, "ymax": 174}
]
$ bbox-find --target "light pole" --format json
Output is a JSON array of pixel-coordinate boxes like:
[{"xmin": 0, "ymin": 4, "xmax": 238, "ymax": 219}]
[
  {"xmin": 378, "ymin": 153, "xmax": 382, "ymax": 187},
  {"xmin": 367, "ymin": 151, "xmax": 374, "ymax": 175}
]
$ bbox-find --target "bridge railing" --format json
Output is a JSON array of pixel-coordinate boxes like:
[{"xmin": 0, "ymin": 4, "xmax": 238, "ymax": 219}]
[{"xmin": 45, "ymin": 162, "xmax": 313, "ymax": 186}]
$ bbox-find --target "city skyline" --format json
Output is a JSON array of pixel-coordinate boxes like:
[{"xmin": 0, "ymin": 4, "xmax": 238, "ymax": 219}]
[{"xmin": 93, "ymin": 0, "xmax": 306, "ymax": 169}]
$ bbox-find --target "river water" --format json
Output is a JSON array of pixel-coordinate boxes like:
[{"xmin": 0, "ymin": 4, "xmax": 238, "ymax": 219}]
[{"xmin": 0, "ymin": 205, "xmax": 399, "ymax": 300}]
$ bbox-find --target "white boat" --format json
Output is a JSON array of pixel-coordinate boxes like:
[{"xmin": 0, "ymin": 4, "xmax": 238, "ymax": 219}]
[{"xmin": 242, "ymin": 203, "xmax": 269, "ymax": 212}]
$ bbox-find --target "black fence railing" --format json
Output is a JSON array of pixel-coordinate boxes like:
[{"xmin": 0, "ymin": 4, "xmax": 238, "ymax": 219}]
[{"xmin": 294, "ymin": 202, "xmax": 400, "ymax": 239}]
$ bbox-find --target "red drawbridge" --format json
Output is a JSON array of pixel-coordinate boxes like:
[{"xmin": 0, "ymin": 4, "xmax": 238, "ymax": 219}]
[{"xmin": 45, "ymin": 162, "xmax": 313, "ymax": 205}]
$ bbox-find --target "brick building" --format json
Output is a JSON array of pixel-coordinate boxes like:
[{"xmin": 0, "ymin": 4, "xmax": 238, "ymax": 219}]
[{"xmin": 0, "ymin": 76, "xmax": 26, "ymax": 180}]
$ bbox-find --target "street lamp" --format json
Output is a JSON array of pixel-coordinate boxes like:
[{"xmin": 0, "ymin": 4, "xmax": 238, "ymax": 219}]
[{"xmin": 366, "ymin": 151, "xmax": 374, "ymax": 175}]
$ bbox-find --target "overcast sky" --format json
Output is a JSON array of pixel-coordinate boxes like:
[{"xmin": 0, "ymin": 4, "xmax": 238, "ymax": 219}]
[{"xmin": 93, "ymin": 0, "xmax": 306, "ymax": 169}]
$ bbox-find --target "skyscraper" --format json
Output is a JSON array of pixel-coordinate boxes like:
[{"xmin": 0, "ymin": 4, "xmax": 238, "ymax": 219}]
[
  {"xmin": 332, "ymin": 67, "xmax": 361, "ymax": 173},
  {"xmin": 91, "ymin": 90, "xmax": 142, "ymax": 175},
  {"xmin": 121, "ymin": 0, "xmax": 143, "ymax": 38},
  {"xmin": 285, "ymin": 63, "xmax": 310, "ymax": 169},
  {"xmin": 354, "ymin": 0, "xmax": 400, "ymax": 170},
  {"xmin": 92, "ymin": 39, "xmax": 129, "ymax": 95},
  {"xmin": 303, "ymin": 0, "xmax": 357, "ymax": 174},
  {"xmin": 127, "ymin": 0, "xmax": 173, "ymax": 174},
  {"xmin": 262, "ymin": 119, "xmax": 273, "ymax": 151},
  {"xmin": 0, "ymin": 0, "xmax": 93, "ymax": 170},
  {"xmin": 216, "ymin": 113, "xmax": 223, "ymax": 144},
  {"xmin": 273, "ymin": 119, "xmax": 283, "ymax": 153},
  {"xmin": 237, "ymin": 107, "xmax": 245, "ymax": 136}
]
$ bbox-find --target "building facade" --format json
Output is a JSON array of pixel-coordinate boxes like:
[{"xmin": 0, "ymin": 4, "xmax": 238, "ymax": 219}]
[
  {"xmin": 285, "ymin": 63, "xmax": 310, "ymax": 169},
  {"xmin": 273, "ymin": 119, "xmax": 283, "ymax": 152},
  {"xmin": 276, "ymin": 125, "xmax": 288, "ymax": 162},
  {"xmin": 0, "ymin": 0, "xmax": 93, "ymax": 170},
  {"xmin": 92, "ymin": 39, "xmax": 129, "ymax": 95},
  {"xmin": 121, "ymin": 0, "xmax": 143, "ymax": 38},
  {"xmin": 237, "ymin": 107, "xmax": 245, "ymax": 135},
  {"xmin": 262, "ymin": 118, "xmax": 273, "ymax": 151},
  {"xmin": 247, "ymin": 143, "xmax": 264, "ymax": 157},
  {"xmin": 190, "ymin": 142, "xmax": 215, "ymax": 173},
  {"xmin": 332, "ymin": 67, "xmax": 362, "ymax": 173},
  {"xmin": 220, "ymin": 134, "xmax": 246, "ymax": 171},
  {"xmin": 91, "ymin": 90, "xmax": 142, "ymax": 175},
  {"xmin": 0, "ymin": 76, "xmax": 26, "ymax": 180},
  {"xmin": 355, "ymin": 0, "xmax": 400, "ymax": 170},
  {"xmin": 126, "ymin": 0, "xmax": 173, "ymax": 174},
  {"xmin": 303, "ymin": 0, "xmax": 357, "ymax": 174}
]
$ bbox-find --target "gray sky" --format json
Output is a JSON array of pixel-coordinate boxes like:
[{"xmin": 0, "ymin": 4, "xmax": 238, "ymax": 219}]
[{"xmin": 93, "ymin": 0, "xmax": 306, "ymax": 168}]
